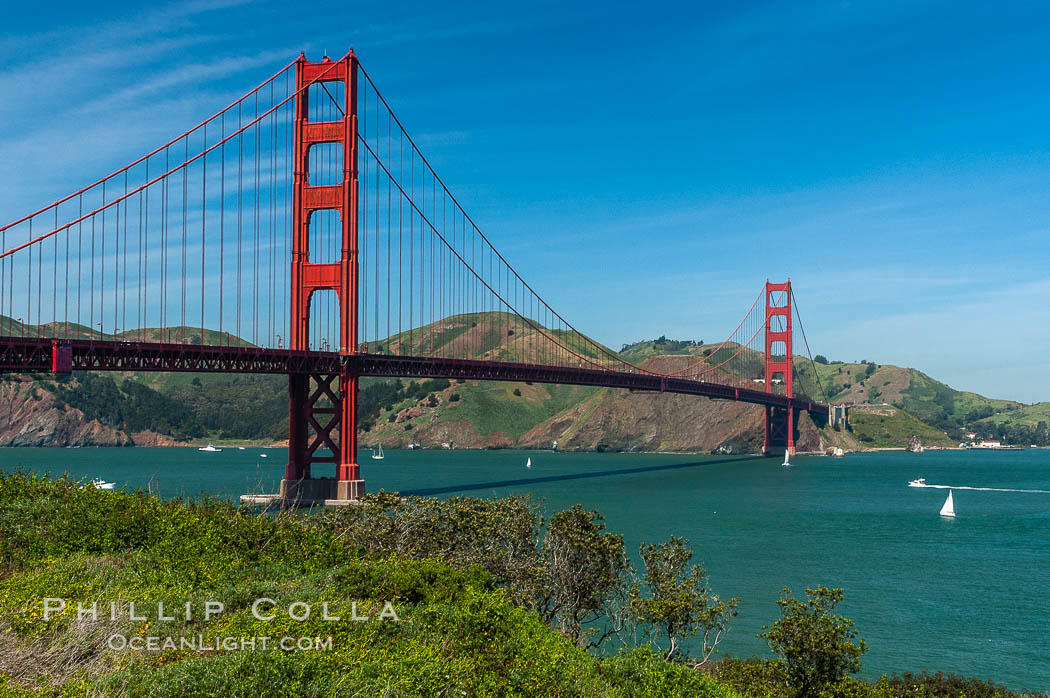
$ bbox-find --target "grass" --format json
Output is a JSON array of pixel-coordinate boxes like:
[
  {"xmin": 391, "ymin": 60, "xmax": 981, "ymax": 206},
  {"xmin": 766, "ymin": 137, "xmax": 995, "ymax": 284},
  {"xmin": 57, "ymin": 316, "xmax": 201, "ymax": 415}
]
[
  {"xmin": 558, "ymin": 389, "xmax": 609, "ymax": 442},
  {"xmin": 849, "ymin": 409, "xmax": 956, "ymax": 448},
  {"xmin": 435, "ymin": 382, "xmax": 599, "ymax": 440},
  {"xmin": 950, "ymin": 391, "xmax": 1021, "ymax": 418},
  {"xmin": 973, "ymin": 401, "xmax": 1050, "ymax": 429}
]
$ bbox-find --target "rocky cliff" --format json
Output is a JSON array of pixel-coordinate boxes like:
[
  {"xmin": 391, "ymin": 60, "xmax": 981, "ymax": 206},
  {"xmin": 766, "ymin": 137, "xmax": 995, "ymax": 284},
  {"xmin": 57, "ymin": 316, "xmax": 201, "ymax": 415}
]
[{"xmin": 0, "ymin": 376, "xmax": 183, "ymax": 447}]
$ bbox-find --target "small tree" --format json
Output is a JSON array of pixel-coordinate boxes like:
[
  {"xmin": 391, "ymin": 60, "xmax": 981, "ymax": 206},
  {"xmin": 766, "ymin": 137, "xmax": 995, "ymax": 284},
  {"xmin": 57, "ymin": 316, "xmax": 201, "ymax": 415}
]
[
  {"xmin": 759, "ymin": 587, "xmax": 868, "ymax": 697},
  {"xmin": 538, "ymin": 505, "xmax": 633, "ymax": 647},
  {"xmin": 633, "ymin": 536, "xmax": 739, "ymax": 664},
  {"xmin": 814, "ymin": 354, "xmax": 829, "ymax": 365}
]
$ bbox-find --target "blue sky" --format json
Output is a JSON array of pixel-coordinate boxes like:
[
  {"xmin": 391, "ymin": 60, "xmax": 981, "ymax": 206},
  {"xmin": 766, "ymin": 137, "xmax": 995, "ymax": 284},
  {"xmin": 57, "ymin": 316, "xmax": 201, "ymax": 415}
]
[{"xmin": 1, "ymin": 0, "xmax": 1048, "ymax": 402}]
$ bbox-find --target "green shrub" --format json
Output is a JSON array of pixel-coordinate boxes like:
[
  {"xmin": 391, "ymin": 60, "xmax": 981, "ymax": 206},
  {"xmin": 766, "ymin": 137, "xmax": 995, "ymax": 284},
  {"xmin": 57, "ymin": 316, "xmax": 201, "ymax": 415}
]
[
  {"xmin": 603, "ymin": 647, "xmax": 741, "ymax": 697},
  {"xmin": 759, "ymin": 587, "xmax": 867, "ymax": 697}
]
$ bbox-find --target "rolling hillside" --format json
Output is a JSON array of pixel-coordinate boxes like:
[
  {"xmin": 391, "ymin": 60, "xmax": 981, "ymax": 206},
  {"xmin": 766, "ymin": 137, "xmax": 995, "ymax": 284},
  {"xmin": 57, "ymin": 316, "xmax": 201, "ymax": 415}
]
[
  {"xmin": 809, "ymin": 359, "xmax": 1047, "ymax": 444},
  {"xmin": 0, "ymin": 313, "xmax": 1044, "ymax": 451}
]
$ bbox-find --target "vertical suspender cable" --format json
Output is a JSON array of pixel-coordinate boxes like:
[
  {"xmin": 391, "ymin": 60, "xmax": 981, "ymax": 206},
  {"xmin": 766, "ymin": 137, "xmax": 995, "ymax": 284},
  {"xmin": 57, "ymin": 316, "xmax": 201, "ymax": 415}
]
[
  {"xmin": 285, "ymin": 69, "xmax": 292, "ymax": 347},
  {"xmin": 121, "ymin": 172, "xmax": 127, "ymax": 335},
  {"xmin": 137, "ymin": 181, "xmax": 143, "ymax": 339},
  {"xmin": 397, "ymin": 127, "xmax": 402, "ymax": 351},
  {"xmin": 89, "ymin": 215, "xmax": 95, "ymax": 337},
  {"xmin": 99, "ymin": 182, "xmax": 105, "ymax": 336},
  {"xmin": 390, "ymin": 106, "xmax": 394, "ymax": 352},
  {"xmin": 77, "ymin": 197, "xmax": 82, "ymax": 333},
  {"xmin": 219, "ymin": 112, "xmax": 225, "ymax": 342},
  {"xmin": 237, "ymin": 102, "xmax": 243, "ymax": 341},
  {"xmin": 64, "ymin": 207, "xmax": 69, "ymax": 336},
  {"xmin": 254, "ymin": 90, "xmax": 261, "ymax": 345},
  {"xmin": 270, "ymin": 80, "xmax": 276, "ymax": 347},
  {"xmin": 409, "ymin": 146, "xmax": 414, "ymax": 352},
  {"xmin": 201, "ymin": 123, "xmax": 208, "ymax": 343},
  {"xmin": 361, "ymin": 85, "xmax": 368, "ymax": 349},
  {"xmin": 182, "ymin": 139, "xmax": 188, "ymax": 334},
  {"xmin": 155, "ymin": 155, "xmax": 161, "ymax": 335}
]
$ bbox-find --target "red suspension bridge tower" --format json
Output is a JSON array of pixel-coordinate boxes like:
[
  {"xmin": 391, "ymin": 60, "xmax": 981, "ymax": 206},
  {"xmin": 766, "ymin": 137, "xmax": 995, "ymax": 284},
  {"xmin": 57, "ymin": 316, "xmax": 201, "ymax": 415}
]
[
  {"xmin": 281, "ymin": 52, "xmax": 364, "ymax": 502},
  {"xmin": 763, "ymin": 280, "xmax": 797, "ymax": 455}
]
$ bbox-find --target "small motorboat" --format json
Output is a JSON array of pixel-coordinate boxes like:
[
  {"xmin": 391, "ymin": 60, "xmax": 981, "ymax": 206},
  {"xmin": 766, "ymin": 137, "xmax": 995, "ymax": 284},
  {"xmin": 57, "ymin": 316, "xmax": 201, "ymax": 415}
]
[
  {"xmin": 940, "ymin": 490, "xmax": 955, "ymax": 518},
  {"xmin": 908, "ymin": 477, "xmax": 927, "ymax": 488},
  {"xmin": 90, "ymin": 478, "xmax": 114, "ymax": 490},
  {"xmin": 198, "ymin": 444, "xmax": 222, "ymax": 453},
  {"xmin": 259, "ymin": 453, "xmax": 268, "ymax": 458},
  {"xmin": 238, "ymin": 446, "xmax": 246, "ymax": 451}
]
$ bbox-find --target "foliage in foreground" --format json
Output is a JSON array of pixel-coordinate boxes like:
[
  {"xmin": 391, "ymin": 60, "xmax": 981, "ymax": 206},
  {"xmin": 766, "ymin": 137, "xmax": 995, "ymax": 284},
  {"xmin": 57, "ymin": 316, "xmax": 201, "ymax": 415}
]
[
  {"xmin": 0, "ymin": 473, "xmax": 738, "ymax": 697},
  {"xmin": 313, "ymin": 492, "xmax": 737, "ymax": 657},
  {"xmin": 0, "ymin": 475, "xmax": 1044, "ymax": 698},
  {"xmin": 709, "ymin": 658, "xmax": 1044, "ymax": 698}
]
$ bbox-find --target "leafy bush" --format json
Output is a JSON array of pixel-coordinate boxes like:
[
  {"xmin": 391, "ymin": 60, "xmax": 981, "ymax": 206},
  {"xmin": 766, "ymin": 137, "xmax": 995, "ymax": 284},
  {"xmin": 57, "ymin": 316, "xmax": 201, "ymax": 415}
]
[
  {"xmin": 882, "ymin": 670, "xmax": 1026, "ymax": 698},
  {"xmin": 706, "ymin": 656, "xmax": 789, "ymax": 696},
  {"xmin": 633, "ymin": 536, "xmax": 739, "ymax": 663},
  {"xmin": 759, "ymin": 587, "xmax": 867, "ymax": 697}
]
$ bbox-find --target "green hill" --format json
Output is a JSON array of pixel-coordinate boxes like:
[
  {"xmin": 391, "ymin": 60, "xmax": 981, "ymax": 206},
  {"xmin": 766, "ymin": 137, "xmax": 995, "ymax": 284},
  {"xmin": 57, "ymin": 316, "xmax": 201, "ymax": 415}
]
[
  {"xmin": 618, "ymin": 336, "xmax": 705, "ymax": 363},
  {"xmin": 0, "ymin": 317, "xmax": 1045, "ymax": 451},
  {"xmin": 808, "ymin": 358, "xmax": 1043, "ymax": 444}
]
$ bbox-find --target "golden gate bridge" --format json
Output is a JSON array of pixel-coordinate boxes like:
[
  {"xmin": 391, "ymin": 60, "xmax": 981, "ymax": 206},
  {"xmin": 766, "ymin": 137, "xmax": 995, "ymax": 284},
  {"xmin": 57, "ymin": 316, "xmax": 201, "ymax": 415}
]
[{"xmin": 0, "ymin": 51, "xmax": 829, "ymax": 503}]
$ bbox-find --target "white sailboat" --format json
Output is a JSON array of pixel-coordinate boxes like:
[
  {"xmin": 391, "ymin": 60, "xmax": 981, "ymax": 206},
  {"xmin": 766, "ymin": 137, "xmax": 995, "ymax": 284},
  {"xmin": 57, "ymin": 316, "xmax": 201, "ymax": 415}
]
[
  {"xmin": 939, "ymin": 490, "xmax": 955, "ymax": 518},
  {"xmin": 371, "ymin": 444, "xmax": 385, "ymax": 460},
  {"xmin": 782, "ymin": 451, "xmax": 791, "ymax": 467},
  {"xmin": 526, "ymin": 457, "xmax": 532, "ymax": 469}
]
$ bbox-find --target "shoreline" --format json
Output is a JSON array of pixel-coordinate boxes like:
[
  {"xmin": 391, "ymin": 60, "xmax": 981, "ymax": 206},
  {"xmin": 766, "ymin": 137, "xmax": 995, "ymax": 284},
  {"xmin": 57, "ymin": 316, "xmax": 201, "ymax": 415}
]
[{"xmin": 4, "ymin": 443, "xmax": 1045, "ymax": 455}]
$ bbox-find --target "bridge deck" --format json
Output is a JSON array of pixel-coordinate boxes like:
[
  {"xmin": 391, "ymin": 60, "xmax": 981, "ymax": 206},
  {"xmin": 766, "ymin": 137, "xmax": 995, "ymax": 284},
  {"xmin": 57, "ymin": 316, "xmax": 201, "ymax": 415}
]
[{"xmin": 0, "ymin": 337, "xmax": 827, "ymax": 415}]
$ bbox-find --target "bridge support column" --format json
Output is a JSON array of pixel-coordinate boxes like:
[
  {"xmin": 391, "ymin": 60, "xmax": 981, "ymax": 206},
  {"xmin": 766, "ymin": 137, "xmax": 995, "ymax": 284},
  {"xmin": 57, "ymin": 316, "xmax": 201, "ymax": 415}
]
[
  {"xmin": 285, "ymin": 373, "xmax": 311, "ymax": 481},
  {"xmin": 763, "ymin": 405, "xmax": 797, "ymax": 456},
  {"xmin": 275, "ymin": 51, "xmax": 363, "ymax": 505},
  {"xmin": 335, "ymin": 367, "xmax": 364, "ymax": 500},
  {"xmin": 279, "ymin": 366, "xmax": 364, "ymax": 503}
]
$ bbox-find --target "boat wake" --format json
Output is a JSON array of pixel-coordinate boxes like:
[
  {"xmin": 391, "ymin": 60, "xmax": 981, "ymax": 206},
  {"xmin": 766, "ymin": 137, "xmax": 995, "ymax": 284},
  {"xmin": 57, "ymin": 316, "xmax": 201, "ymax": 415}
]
[{"xmin": 910, "ymin": 482, "xmax": 1050, "ymax": 494}]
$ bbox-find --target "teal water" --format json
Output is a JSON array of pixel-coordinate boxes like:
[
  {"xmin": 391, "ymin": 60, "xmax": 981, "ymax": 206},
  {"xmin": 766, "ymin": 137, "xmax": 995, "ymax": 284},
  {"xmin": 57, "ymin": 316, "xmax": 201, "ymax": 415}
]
[{"xmin": 1, "ymin": 447, "xmax": 1048, "ymax": 691}]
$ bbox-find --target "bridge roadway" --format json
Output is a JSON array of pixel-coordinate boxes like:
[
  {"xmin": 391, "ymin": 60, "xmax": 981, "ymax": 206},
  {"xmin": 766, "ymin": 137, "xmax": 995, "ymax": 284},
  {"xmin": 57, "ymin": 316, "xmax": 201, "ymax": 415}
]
[{"xmin": 0, "ymin": 337, "xmax": 828, "ymax": 417}]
